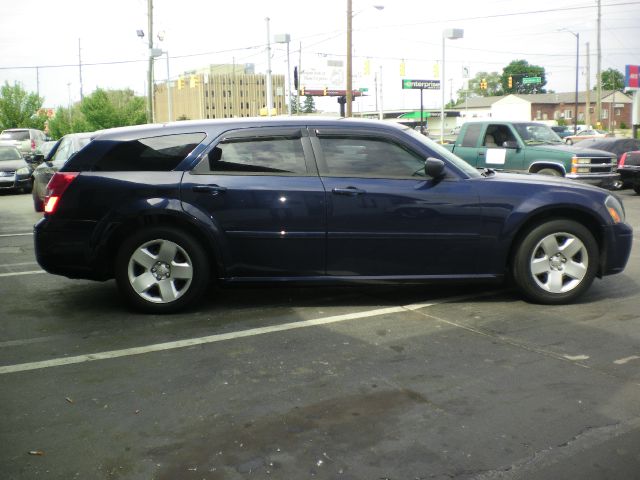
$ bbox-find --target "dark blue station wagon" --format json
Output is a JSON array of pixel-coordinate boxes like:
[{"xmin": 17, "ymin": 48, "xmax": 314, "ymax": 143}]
[{"xmin": 34, "ymin": 118, "xmax": 633, "ymax": 313}]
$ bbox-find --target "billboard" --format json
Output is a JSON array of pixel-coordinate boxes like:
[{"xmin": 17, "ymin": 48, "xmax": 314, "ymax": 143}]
[{"xmin": 625, "ymin": 65, "xmax": 639, "ymax": 90}]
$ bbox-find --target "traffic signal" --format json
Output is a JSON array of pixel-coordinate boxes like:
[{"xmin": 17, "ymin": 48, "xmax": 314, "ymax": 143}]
[
  {"xmin": 480, "ymin": 78, "xmax": 487, "ymax": 90},
  {"xmin": 178, "ymin": 77, "xmax": 185, "ymax": 90},
  {"xmin": 508, "ymin": 76, "xmax": 513, "ymax": 88},
  {"xmin": 323, "ymin": 86, "xmax": 328, "ymax": 96},
  {"xmin": 364, "ymin": 59, "xmax": 370, "ymax": 76},
  {"xmin": 299, "ymin": 86, "xmax": 305, "ymax": 96},
  {"xmin": 399, "ymin": 60, "xmax": 406, "ymax": 77},
  {"xmin": 189, "ymin": 75, "xmax": 200, "ymax": 88},
  {"xmin": 293, "ymin": 67, "xmax": 299, "ymax": 90}
]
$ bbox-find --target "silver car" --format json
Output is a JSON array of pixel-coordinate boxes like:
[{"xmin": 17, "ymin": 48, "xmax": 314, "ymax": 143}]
[
  {"xmin": 0, "ymin": 128, "xmax": 47, "ymax": 161},
  {"xmin": 32, "ymin": 132, "xmax": 95, "ymax": 211},
  {"xmin": 0, "ymin": 145, "xmax": 33, "ymax": 193}
]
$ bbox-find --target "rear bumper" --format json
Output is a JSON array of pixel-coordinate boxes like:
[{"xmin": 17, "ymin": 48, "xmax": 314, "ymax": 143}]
[{"xmin": 34, "ymin": 217, "xmax": 111, "ymax": 280}]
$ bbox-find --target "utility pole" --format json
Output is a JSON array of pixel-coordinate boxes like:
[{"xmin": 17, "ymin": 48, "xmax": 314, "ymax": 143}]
[
  {"xmin": 298, "ymin": 42, "xmax": 302, "ymax": 115},
  {"xmin": 265, "ymin": 17, "xmax": 273, "ymax": 116},
  {"xmin": 147, "ymin": 0, "xmax": 154, "ymax": 123},
  {"xmin": 585, "ymin": 42, "xmax": 591, "ymax": 127},
  {"xmin": 596, "ymin": 0, "xmax": 602, "ymax": 127},
  {"xmin": 346, "ymin": 0, "xmax": 353, "ymax": 117},
  {"xmin": 78, "ymin": 38, "xmax": 84, "ymax": 100}
]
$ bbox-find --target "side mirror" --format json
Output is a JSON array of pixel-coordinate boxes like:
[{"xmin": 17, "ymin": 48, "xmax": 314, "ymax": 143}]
[
  {"xmin": 425, "ymin": 157, "xmax": 446, "ymax": 179},
  {"xmin": 32, "ymin": 153, "xmax": 45, "ymax": 164},
  {"xmin": 503, "ymin": 141, "xmax": 519, "ymax": 149}
]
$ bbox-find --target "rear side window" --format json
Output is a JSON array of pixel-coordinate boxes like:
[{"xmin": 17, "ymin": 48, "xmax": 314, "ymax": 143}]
[
  {"xmin": 200, "ymin": 136, "xmax": 307, "ymax": 174},
  {"xmin": 0, "ymin": 130, "xmax": 29, "ymax": 141},
  {"xmin": 91, "ymin": 133, "xmax": 205, "ymax": 171},
  {"xmin": 461, "ymin": 124, "xmax": 482, "ymax": 147}
]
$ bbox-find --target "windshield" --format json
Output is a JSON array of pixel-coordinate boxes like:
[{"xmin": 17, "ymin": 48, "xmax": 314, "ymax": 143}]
[
  {"xmin": 513, "ymin": 123, "xmax": 563, "ymax": 145},
  {"xmin": 404, "ymin": 127, "xmax": 481, "ymax": 178},
  {"xmin": 0, "ymin": 146, "xmax": 22, "ymax": 161},
  {"xmin": 0, "ymin": 130, "xmax": 29, "ymax": 141}
]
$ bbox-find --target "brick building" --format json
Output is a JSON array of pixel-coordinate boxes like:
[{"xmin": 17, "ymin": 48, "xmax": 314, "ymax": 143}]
[{"xmin": 453, "ymin": 91, "xmax": 633, "ymax": 130}]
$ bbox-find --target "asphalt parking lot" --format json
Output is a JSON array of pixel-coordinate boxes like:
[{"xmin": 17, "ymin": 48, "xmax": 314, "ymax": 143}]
[{"xmin": 1, "ymin": 189, "xmax": 639, "ymax": 480}]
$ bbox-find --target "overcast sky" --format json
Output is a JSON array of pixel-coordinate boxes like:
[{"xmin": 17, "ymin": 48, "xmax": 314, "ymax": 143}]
[{"xmin": 1, "ymin": 0, "xmax": 638, "ymax": 114}]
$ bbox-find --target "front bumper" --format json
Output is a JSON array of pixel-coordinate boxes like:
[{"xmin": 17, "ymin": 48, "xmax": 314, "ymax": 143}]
[
  {"xmin": 0, "ymin": 173, "xmax": 31, "ymax": 190},
  {"xmin": 600, "ymin": 221, "xmax": 633, "ymax": 276},
  {"xmin": 566, "ymin": 172, "xmax": 621, "ymax": 190}
]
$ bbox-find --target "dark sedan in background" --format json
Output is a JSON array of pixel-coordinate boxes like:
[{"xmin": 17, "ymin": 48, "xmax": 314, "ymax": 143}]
[
  {"xmin": 0, "ymin": 145, "xmax": 33, "ymax": 193},
  {"xmin": 32, "ymin": 132, "xmax": 94, "ymax": 211},
  {"xmin": 576, "ymin": 137, "xmax": 640, "ymax": 189}
]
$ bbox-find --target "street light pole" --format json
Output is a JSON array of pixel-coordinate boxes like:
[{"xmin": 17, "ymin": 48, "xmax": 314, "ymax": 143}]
[
  {"xmin": 346, "ymin": 0, "xmax": 353, "ymax": 117},
  {"xmin": 441, "ymin": 28, "xmax": 463, "ymax": 144},
  {"xmin": 561, "ymin": 29, "xmax": 580, "ymax": 134},
  {"xmin": 275, "ymin": 34, "xmax": 292, "ymax": 115}
]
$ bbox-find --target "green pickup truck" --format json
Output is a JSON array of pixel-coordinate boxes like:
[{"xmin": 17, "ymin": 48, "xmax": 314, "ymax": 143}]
[{"xmin": 443, "ymin": 121, "xmax": 619, "ymax": 188}]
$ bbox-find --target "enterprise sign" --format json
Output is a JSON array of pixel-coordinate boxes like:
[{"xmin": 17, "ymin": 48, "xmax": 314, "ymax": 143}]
[{"xmin": 402, "ymin": 79, "xmax": 440, "ymax": 90}]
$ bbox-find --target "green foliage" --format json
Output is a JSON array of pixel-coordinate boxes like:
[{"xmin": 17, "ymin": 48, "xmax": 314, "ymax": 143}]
[
  {"xmin": 303, "ymin": 95, "xmax": 316, "ymax": 113},
  {"xmin": 48, "ymin": 88, "xmax": 146, "ymax": 137},
  {"xmin": 599, "ymin": 68, "xmax": 624, "ymax": 91},
  {"xmin": 460, "ymin": 72, "xmax": 503, "ymax": 99},
  {"xmin": 0, "ymin": 81, "xmax": 44, "ymax": 130},
  {"xmin": 501, "ymin": 60, "xmax": 547, "ymax": 94}
]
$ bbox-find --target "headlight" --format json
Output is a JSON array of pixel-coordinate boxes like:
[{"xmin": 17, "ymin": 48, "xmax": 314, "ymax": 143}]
[
  {"xmin": 16, "ymin": 167, "xmax": 30, "ymax": 175},
  {"xmin": 605, "ymin": 195, "xmax": 625, "ymax": 224}
]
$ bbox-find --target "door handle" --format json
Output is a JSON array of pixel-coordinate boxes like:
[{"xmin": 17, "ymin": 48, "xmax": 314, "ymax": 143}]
[
  {"xmin": 478, "ymin": 152, "xmax": 485, "ymax": 156},
  {"xmin": 332, "ymin": 187, "xmax": 366, "ymax": 196},
  {"xmin": 192, "ymin": 184, "xmax": 227, "ymax": 195}
]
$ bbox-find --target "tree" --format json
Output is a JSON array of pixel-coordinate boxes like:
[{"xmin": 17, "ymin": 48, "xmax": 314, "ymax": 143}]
[
  {"xmin": 501, "ymin": 60, "xmax": 547, "ymax": 94},
  {"xmin": 302, "ymin": 95, "xmax": 316, "ymax": 113},
  {"xmin": 459, "ymin": 72, "xmax": 503, "ymax": 99},
  {"xmin": 599, "ymin": 68, "xmax": 624, "ymax": 91},
  {"xmin": 0, "ymin": 81, "xmax": 45, "ymax": 130},
  {"xmin": 80, "ymin": 88, "xmax": 146, "ymax": 130}
]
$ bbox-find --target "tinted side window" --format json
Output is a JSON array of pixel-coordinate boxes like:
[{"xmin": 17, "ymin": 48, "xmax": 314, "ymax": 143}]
[
  {"xmin": 319, "ymin": 136, "xmax": 425, "ymax": 178},
  {"xmin": 461, "ymin": 124, "xmax": 482, "ymax": 147},
  {"xmin": 204, "ymin": 137, "xmax": 307, "ymax": 174},
  {"xmin": 92, "ymin": 133, "xmax": 205, "ymax": 171}
]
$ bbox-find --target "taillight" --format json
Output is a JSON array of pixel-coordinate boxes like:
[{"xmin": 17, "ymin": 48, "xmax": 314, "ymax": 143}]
[
  {"xmin": 31, "ymin": 139, "xmax": 36, "ymax": 151},
  {"xmin": 619, "ymin": 153, "xmax": 626, "ymax": 168},
  {"xmin": 44, "ymin": 172, "xmax": 79, "ymax": 214}
]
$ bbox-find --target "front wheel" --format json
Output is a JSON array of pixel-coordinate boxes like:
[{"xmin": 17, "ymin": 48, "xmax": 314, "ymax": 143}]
[
  {"xmin": 115, "ymin": 227, "xmax": 210, "ymax": 313},
  {"xmin": 512, "ymin": 220, "xmax": 599, "ymax": 304},
  {"xmin": 536, "ymin": 168, "xmax": 562, "ymax": 177}
]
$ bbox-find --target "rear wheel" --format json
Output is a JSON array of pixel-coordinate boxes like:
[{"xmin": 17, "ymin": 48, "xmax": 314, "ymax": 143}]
[
  {"xmin": 115, "ymin": 226, "xmax": 210, "ymax": 313},
  {"xmin": 512, "ymin": 220, "xmax": 598, "ymax": 304},
  {"xmin": 633, "ymin": 184, "xmax": 640, "ymax": 195}
]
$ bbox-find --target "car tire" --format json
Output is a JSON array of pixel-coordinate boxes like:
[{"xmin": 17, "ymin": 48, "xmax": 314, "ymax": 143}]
[
  {"xmin": 115, "ymin": 226, "xmax": 210, "ymax": 313},
  {"xmin": 536, "ymin": 168, "xmax": 562, "ymax": 177},
  {"xmin": 633, "ymin": 184, "xmax": 640, "ymax": 195},
  {"xmin": 565, "ymin": 139, "xmax": 573, "ymax": 145},
  {"xmin": 512, "ymin": 219, "xmax": 598, "ymax": 305}
]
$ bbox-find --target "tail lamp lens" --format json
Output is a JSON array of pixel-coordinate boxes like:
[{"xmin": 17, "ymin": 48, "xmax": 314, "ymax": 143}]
[{"xmin": 44, "ymin": 172, "xmax": 78, "ymax": 214}]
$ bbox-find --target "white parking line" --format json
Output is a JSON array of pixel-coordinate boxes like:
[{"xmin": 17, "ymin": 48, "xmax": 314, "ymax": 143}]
[
  {"xmin": 0, "ymin": 270, "xmax": 45, "ymax": 278},
  {"xmin": 0, "ymin": 232, "xmax": 33, "ymax": 237},
  {"xmin": 0, "ymin": 301, "xmax": 447, "ymax": 375}
]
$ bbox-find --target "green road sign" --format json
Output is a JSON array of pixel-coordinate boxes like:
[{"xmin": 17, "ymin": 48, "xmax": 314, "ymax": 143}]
[
  {"xmin": 402, "ymin": 79, "xmax": 440, "ymax": 90},
  {"xmin": 359, "ymin": 87, "xmax": 369, "ymax": 92},
  {"xmin": 522, "ymin": 77, "xmax": 542, "ymax": 85}
]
